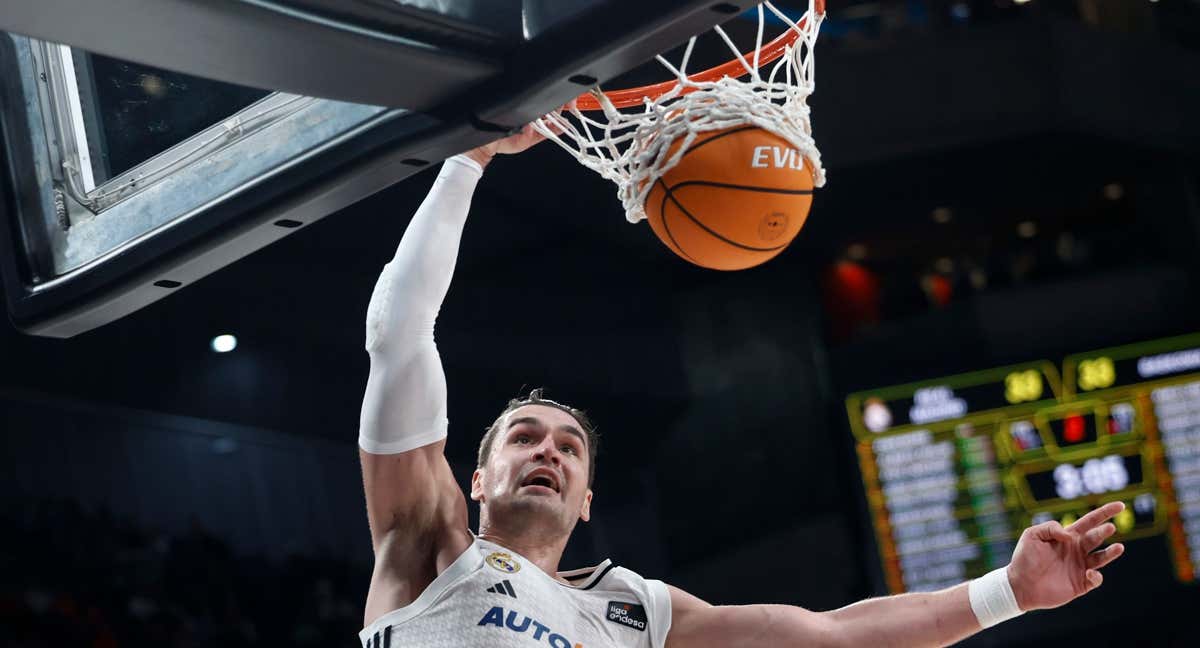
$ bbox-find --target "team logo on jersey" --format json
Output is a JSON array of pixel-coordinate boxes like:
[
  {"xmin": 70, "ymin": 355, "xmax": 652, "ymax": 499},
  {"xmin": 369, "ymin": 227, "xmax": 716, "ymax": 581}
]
[
  {"xmin": 486, "ymin": 551, "xmax": 521, "ymax": 574},
  {"xmin": 606, "ymin": 601, "xmax": 648, "ymax": 632},
  {"xmin": 478, "ymin": 606, "xmax": 582, "ymax": 647}
]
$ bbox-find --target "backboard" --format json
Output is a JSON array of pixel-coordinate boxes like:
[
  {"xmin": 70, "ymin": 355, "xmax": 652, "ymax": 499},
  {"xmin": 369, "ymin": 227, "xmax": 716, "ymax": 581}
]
[{"xmin": 0, "ymin": 0, "xmax": 754, "ymax": 336}]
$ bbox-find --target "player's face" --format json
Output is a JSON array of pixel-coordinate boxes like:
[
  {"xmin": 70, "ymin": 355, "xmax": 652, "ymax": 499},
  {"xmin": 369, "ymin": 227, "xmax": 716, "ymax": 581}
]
[{"xmin": 472, "ymin": 404, "xmax": 593, "ymax": 528}]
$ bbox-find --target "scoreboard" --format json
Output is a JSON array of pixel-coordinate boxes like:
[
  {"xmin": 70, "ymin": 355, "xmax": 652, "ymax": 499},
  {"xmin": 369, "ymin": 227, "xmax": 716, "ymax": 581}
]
[{"xmin": 846, "ymin": 333, "xmax": 1200, "ymax": 594}]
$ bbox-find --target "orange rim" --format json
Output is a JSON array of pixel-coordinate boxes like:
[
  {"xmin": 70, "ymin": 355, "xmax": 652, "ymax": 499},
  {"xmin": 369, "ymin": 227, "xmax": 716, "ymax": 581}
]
[{"xmin": 573, "ymin": 2, "xmax": 823, "ymax": 111}]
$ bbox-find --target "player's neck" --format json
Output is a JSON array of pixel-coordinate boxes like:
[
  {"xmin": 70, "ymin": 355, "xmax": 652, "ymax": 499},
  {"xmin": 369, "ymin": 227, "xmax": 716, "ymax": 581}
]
[{"xmin": 476, "ymin": 525, "xmax": 570, "ymax": 581}]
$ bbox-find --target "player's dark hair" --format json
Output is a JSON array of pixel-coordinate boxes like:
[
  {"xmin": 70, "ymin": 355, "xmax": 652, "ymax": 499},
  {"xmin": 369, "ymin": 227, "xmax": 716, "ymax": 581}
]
[{"xmin": 478, "ymin": 388, "xmax": 599, "ymax": 487}]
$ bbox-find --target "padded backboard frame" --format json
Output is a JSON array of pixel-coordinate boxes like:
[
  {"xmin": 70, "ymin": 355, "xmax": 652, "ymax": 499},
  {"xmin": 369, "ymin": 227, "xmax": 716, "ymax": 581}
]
[{"xmin": 0, "ymin": 0, "xmax": 755, "ymax": 336}]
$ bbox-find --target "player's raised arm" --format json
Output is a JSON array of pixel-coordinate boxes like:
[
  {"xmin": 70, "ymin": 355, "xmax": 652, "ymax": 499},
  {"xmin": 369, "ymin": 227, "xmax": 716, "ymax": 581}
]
[
  {"xmin": 665, "ymin": 502, "xmax": 1127, "ymax": 648},
  {"xmin": 358, "ymin": 126, "xmax": 546, "ymax": 627}
]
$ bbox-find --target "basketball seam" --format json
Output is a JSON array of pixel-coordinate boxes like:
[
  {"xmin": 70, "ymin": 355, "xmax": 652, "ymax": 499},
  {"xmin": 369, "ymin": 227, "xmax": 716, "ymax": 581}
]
[
  {"xmin": 656, "ymin": 179, "xmax": 700, "ymax": 265},
  {"xmin": 662, "ymin": 184, "xmax": 789, "ymax": 253},
  {"xmin": 667, "ymin": 180, "xmax": 813, "ymax": 195}
]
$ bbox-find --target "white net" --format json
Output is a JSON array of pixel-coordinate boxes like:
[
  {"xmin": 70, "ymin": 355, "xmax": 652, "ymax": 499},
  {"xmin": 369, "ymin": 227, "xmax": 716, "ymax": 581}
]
[{"xmin": 534, "ymin": 1, "xmax": 824, "ymax": 224}]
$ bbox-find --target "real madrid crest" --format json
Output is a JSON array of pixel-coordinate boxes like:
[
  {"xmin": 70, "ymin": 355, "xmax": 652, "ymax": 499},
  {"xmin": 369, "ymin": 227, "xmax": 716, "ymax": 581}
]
[{"xmin": 485, "ymin": 551, "xmax": 521, "ymax": 574}]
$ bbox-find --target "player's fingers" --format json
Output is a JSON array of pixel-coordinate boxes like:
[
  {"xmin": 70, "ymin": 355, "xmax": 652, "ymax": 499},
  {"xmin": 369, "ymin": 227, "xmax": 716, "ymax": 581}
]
[
  {"xmin": 518, "ymin": 123, "xmax": 545, "ymax": 141},
  {"xmin": 537, "ymin": 118, "xmax": 565, "ymax": 135},
  {"xmin": 1081, "ymin": 522, "xmax": 1117, "ymax": 552},
  {"xmin": 1033, "ymin": 520, "xmax": 1072, "ymax": 543},
  {"xmin": 1069, "ymin": 502, "xmax": 1125, "ymax": 534},
  {"xmin": 1084, "ymin": 569, "xmax": 1103, "ymax": 592},
  {"xmin": 1087, "ymin": 543, "xmax": 1125, "ymax": 570}
]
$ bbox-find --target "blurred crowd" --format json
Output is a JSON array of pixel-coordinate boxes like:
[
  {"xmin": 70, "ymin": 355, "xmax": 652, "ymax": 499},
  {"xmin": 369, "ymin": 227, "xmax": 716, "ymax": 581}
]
[{"xmin": 0, "ymin": 499, "xmax": 367, "ymax": 648}]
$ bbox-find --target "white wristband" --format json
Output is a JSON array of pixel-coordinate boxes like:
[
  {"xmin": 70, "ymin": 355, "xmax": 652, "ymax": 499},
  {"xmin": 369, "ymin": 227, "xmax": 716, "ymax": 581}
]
[{"xmin": 968, "ymin": 567, "xmax": 1024, "ymax": 629}]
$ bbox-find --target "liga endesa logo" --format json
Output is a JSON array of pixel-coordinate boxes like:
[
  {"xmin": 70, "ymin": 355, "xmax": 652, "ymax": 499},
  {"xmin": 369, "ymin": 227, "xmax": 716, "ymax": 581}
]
[
  {"xmin": 606, "ymin": 601, "xmax": 648, "ymax": 631},
  {"xmin": 477, "ymin": 606, "xmax": 583, "ymax": 648}
]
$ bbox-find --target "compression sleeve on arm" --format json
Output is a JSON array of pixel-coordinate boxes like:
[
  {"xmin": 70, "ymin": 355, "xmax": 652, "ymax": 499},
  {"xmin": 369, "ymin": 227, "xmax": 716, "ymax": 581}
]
[{"xmin": 358, "ymin": 154, "xmax": 483, "ymax": 454}]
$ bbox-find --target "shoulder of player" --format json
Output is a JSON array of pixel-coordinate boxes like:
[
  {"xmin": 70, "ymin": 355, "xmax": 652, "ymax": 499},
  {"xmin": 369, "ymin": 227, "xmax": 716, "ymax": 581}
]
[
  {"xmin": 565, "ymin": 563, "xmax": 669, "ymax": 604},
  {"xmin": 554, "ymin": 559, "xmax": 658, "ymax": 594},
  {"xmin": 363, "ymin": 526, "xmax": 474, "ymax": 627},
  {"xmin": 665, "ymin": 584, "xmax": 712, "ymax": 613},
  {"xmin": 557, "ymin": 560, "xmax": 616, "ymax": 587}
]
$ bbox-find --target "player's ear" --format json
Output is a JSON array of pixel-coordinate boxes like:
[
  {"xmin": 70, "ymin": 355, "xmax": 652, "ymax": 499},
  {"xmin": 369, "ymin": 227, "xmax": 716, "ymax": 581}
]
[
  {"xmin": 470, "ymin": 469, "xmax": 485, "ymax": 502},
  {"xmin": 579, "ymin": 489, "xmax": 593, "ymax": 522}
]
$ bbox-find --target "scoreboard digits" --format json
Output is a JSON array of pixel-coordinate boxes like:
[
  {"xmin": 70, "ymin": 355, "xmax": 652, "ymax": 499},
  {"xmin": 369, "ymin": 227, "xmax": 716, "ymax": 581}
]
[
  {"xmin": 1077, "ymin": 356, "xmax": 1116, "ymax": 391},
  {"xmin": 847, "ymin": 333, "xmax": 1200, "ymax": 593},
  {"xmin": 1005, "ymin": 369, "xmax": 1044, "ymax": 404}
]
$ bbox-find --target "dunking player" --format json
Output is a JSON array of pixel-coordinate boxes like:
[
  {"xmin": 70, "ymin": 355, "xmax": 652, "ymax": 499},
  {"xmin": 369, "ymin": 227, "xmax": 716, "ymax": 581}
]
[{"xmin": 356, "ymin": 126, "xmax": 1126, "ymax": 647}]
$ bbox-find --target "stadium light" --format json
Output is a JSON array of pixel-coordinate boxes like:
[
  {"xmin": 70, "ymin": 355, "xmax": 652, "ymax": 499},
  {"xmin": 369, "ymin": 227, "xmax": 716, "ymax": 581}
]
[{"xmin": 210, "ymin": 334, "xmax": 238, "ymax": 353}]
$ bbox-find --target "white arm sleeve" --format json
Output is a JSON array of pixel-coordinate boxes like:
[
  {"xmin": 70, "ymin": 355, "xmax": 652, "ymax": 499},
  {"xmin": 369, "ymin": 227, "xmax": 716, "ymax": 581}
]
[{"xmin": 358, "ymin": 155, "xmax": 483, "ymax": 454}]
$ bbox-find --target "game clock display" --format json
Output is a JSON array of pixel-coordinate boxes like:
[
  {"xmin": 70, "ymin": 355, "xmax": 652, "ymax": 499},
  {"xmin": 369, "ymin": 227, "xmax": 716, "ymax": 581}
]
[{"xmin": 847, "ymin": 333, "xmax": 1200, "ymax": 594}]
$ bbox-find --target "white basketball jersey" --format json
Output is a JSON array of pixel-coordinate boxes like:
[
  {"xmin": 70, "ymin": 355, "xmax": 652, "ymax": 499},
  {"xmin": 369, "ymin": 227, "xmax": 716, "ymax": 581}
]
[{"xmin": 359, "ymin": 538, "xmax": 672, "ymax": 648}]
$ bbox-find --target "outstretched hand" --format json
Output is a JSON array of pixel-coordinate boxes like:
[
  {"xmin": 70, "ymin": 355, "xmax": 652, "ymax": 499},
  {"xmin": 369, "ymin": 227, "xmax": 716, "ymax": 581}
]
[
  {"xmin": 463, "ymin": 123, "xmax": 549, "ymax": 168},
  {"xmin": 1007, "ymin": 501, "xmax": 1126, "ymax": 611}
]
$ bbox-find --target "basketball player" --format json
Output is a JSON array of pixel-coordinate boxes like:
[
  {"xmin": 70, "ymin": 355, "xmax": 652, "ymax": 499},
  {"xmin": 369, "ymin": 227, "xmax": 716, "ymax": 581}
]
[{"xmin": 357, "ymin": 126, "xmax": 1126, "ymax": 647}]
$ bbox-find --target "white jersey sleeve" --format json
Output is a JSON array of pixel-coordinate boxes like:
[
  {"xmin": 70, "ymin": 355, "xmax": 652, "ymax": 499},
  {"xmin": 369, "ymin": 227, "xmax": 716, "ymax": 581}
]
[
  {"xmin": 643, "ymin": 577, "xmax": 673, "ymax": 648},
  {"xmin": 603, "ymin": 568, "xmax": 673, "ymax": 648},
  {"xmin": 358, "ymin": 155, "xmax": 483, "ymax": 454}
]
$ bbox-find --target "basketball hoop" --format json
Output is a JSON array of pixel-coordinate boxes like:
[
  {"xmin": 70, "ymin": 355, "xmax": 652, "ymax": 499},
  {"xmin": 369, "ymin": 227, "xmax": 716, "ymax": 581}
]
[{"xmin": 535, "ymin": 0, "xmax": 825, "ymax": 225}]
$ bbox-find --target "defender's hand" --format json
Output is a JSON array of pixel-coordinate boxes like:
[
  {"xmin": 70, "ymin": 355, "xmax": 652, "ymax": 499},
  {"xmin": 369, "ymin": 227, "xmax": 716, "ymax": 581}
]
[
  {"xmin": 1007, "ymin": 501, "xmax": 1126, "ymax": 611},
  {"xmin": 464, "ymin": 123, "xmax": 547, "ymax": 168}
]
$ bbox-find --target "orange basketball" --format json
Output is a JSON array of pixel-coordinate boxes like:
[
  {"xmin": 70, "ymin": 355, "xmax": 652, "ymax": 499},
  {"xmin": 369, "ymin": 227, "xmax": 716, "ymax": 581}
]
[{"xmin": 644, "ymin": 126, "xmax": 814, "ymax": 271}]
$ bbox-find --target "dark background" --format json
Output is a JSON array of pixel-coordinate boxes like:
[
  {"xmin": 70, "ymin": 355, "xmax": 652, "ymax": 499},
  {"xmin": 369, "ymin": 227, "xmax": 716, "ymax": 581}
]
[{"xmin": 3, "ymin": 0, "xmax": 1200, "ymax": 646}]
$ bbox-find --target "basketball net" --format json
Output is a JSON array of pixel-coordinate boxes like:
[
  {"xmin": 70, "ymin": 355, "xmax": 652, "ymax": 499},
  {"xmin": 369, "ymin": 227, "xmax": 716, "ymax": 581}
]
[{"xmin": 534, "ymin": 1, "xmax": 824, "ymax": 224}]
